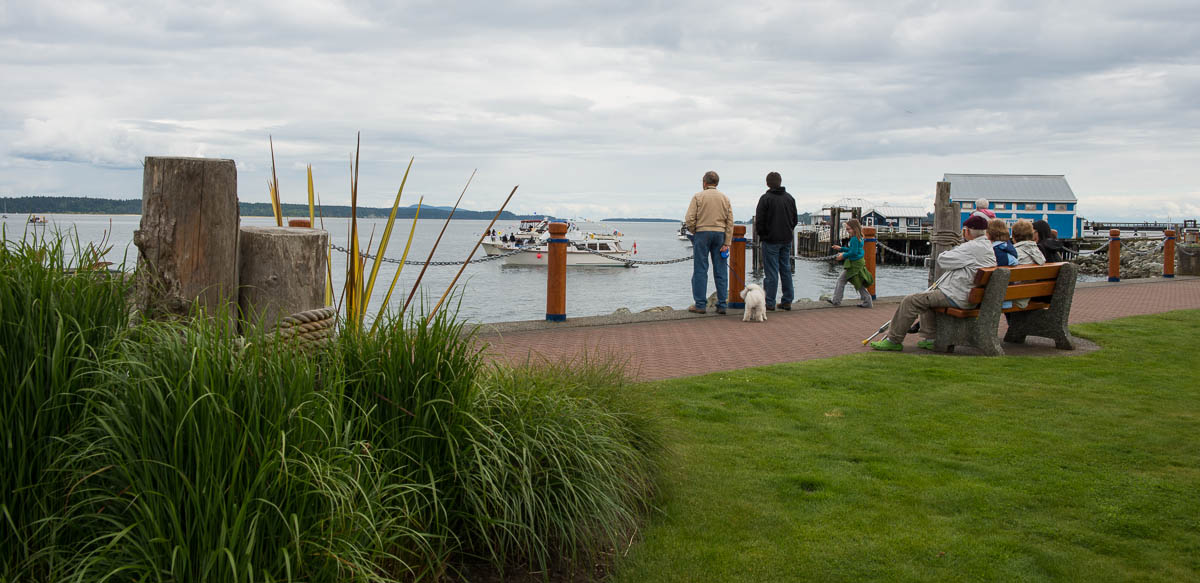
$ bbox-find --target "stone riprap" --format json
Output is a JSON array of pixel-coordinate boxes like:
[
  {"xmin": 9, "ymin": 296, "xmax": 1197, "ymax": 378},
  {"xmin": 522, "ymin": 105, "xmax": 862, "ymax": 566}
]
[{"xmin": 1072, "ymin": 239, "xmax": 1165, "ymax": 279}]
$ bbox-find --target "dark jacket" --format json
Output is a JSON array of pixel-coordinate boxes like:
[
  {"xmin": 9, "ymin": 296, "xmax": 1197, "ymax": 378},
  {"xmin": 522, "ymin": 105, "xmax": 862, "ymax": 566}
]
[
  {"xmin": 754, "ymin": 187, "xmax": 798, "ymax": 244},
  {"xmin": 1037, "ymin": 238, "xmax": 1065, "ymax": 262},
  {"xmin": 993, "ymin": 240, "xmax": 1018, "ymax": 266}
]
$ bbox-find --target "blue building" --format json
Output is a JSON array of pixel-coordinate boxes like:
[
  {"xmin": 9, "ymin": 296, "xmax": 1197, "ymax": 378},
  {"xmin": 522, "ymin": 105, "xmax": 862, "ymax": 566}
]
[{"xmin": 944, "ymin": 174, "xmax": 1081, "ymax": 239}]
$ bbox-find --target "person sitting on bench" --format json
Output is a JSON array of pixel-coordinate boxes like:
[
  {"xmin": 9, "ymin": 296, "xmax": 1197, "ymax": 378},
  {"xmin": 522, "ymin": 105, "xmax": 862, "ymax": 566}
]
[{"xmin": 870, "ymin": 215, "xmax": 996, "ymax": 351}]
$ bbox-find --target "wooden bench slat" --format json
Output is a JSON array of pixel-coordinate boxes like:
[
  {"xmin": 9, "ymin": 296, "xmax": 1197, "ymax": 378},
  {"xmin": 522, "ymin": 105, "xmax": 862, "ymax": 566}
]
[
  {"xmin": 966, "ymin": 281, "xmax": 1059, "ymax": 304},
  {"xmin": 935, "ymin": 301, "xmax": 1050, "ymax": 319},
  {"xmin": 972, "ymin": 262, "xmax": 1066, "ymax": 286}
]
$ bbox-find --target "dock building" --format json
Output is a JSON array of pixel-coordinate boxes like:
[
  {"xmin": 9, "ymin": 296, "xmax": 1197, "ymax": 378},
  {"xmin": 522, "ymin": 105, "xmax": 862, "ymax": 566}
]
[{"xmin": 944, "ymin": 173, "xmax": 1082, "ymax": 238}]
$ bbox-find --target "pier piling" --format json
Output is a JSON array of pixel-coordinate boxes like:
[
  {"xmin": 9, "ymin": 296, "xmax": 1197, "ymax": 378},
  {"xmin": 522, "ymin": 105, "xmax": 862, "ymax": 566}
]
[
  {"xmin": 546, "ymin": 222, "xmax": 568, "ymax": 321},
  {"xmin": 133, "ymin": 156, "xmax": 239, "ymax": 322},
  {"xmin": 1164, "ymin": 229, "xmax": 1175, "ymax": 278},
  {"xmin": 1108, "ymin": 229, "xmax": 1121, "ymax": 282},
  {"xmin": 238, "ymin": 226, "xmax": 328, "ymax": 332},
  {"xmin": 729, "ymin": 225, "xmax": 747, "ymax": 309}
]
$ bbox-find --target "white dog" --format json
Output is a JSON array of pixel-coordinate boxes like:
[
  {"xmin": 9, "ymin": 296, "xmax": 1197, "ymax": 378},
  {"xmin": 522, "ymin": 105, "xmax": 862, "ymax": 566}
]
[{"xmin": 741, "ymin": 283, "xmax": 767, "ymax": 322}]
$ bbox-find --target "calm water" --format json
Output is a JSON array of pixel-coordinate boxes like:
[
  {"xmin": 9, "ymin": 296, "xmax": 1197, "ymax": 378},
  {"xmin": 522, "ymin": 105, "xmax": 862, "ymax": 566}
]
[{"xmin": 2, "ymin": 214, "xmax": 935, "ymax": 323}]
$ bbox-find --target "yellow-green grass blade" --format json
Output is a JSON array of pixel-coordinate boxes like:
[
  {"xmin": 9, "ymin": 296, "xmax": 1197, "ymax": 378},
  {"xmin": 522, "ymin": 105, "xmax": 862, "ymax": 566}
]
[
  {"xmin": 362, "ymin": 157, "xmax": 413, "ymax": 314},
  {"xmin": 372, "ymin": 197, "xmax": 423, "ymax": 335},
  {"xmin": 306, "ymin": 165, "xmax": 315, "ymax": 226},
  {"xmin": 269, "ymin": 135, "xmax": 282, "ymax": 227},
  {"xmin": 427, "ymin": 185, "xmax": 518, "ymax": 324}
]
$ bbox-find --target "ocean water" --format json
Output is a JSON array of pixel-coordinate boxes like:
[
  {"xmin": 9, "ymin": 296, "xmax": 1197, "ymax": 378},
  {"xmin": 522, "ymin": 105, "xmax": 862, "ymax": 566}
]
[{"xmin": 2, "ymin": 214, "xmax": 936, "ymax": 323}]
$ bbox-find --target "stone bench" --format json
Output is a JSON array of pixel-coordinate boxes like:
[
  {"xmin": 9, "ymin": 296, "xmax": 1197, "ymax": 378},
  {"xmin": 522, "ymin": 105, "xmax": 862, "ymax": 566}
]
[{"xmin": 931, "ymin": 262, "xmax": 1079, "ymax": 356}]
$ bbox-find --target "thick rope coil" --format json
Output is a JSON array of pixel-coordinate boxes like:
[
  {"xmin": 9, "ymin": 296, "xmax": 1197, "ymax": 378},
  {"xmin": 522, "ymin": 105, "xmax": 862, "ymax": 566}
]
[{"xmin": 273, "ymin": 307, "xmax": 336, "ymax": 349}]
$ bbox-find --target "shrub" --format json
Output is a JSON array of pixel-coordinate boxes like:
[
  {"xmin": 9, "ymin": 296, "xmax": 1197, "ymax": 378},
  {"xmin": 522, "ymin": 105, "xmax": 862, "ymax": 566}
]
[
  {"xmin": 62, "ymin": 319, "xmax": 404, "ymax": 582},
  {"xmin": 458, "ymin": 356, "xmax": 661, "ymax": 576},
  {"xmin": 0, "ymin": 232, "xmax": 130, "ymax": 580}
]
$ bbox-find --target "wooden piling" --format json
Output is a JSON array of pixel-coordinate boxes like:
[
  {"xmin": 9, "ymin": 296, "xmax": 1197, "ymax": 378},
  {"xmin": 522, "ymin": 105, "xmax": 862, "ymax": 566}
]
[
  {"xmin": 863, "ymin": 226, "xmax": 877, "ymax": 299},
  {"xmin": 729, "ymin": 225, "xmax": 747, "ymax": 308},
  {"xmin": 930, "ymin": 181, "xmax": 962, "ymax": 285},
  {"xmin": 1164, "ymin": 229, "xmax": 1176, "ymax": 278},
  {"xmin": 133, "ymin": 157, "xmax": 239, "ymax": 321},
  {"xmin": 1108, "ymin": 229, "xmax": 1121, "ymax": 282},
  {"xmin": 546, "ymin": 222, "xmax": 568, "ymax": 321},
  {"xmin": 238, "ymin": 226, "xmax": 329, "ymax": 331}
]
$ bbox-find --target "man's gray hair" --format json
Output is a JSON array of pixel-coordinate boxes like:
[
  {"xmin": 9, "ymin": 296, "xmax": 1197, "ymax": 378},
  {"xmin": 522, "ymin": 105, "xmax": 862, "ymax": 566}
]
[
  {"xmin": 967, "ymin": 228, "xmax": 987, "ymax": 239},
  {"xmin": 702, "ymin": 171, "xmax": 719, "ymax": 186}
]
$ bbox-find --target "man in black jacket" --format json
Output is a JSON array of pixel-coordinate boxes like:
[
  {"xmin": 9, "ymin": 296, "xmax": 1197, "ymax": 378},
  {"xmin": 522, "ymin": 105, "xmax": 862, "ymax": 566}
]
[{"xmin": 754, "ymin": 172, "xmax": 798, "ymax": 310}]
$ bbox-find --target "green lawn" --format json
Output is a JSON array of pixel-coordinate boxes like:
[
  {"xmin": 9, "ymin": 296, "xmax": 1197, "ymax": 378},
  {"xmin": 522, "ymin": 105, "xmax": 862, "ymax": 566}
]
[{"xmin": 615, "ymin": 310, "xmax": 1200, "ymax": 582}]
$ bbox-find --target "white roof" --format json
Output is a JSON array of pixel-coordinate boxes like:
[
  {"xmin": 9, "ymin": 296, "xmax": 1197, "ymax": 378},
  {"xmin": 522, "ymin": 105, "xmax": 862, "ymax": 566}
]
[
  {"xmin": 866, "ymin": 206, "xmax": 927, "ymax": 218},
  {"xmin": 943, "ymin": 174, "xmax": 1077, "ymax": 203}
]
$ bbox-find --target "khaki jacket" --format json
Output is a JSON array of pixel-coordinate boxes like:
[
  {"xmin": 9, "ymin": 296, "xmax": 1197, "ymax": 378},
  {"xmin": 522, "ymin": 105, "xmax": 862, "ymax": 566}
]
[{"xmin": 685, "ymin": 187, "xmax": 734, "ymax": 246}]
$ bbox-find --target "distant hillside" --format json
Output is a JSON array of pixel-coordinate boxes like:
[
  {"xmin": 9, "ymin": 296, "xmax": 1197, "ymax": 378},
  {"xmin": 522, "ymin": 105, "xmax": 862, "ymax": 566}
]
[
  {"xmin": 2, "ymin": 196, "xmax": 538, "ymax": 221},
  {"xmin": 602, "ymin": 217, "xmax": 678, "ymax": 222}
]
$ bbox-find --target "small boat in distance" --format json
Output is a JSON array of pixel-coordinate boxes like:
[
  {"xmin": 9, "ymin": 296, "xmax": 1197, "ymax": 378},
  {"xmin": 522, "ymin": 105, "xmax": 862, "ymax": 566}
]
[
  {"xmin": 28, "ymin": 215, "xmax": 48, "ymax": 225},
  {"xmin": 481, "ymin": 229, "xmax": 635, "ymax": 267},
  {"xmin": 677, "ymin": 222, "xmax": 691, "ymax": 240}
]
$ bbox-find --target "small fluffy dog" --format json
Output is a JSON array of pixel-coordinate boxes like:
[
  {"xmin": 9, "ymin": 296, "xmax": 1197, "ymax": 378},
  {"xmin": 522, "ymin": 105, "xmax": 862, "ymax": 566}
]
[{"xmin": 741, "ymin": 283, "xmax": 767, "ymax": 322}]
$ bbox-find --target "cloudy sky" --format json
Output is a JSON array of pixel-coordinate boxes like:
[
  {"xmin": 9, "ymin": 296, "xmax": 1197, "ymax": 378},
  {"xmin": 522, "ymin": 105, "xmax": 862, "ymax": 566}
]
[{"xmin": 2, "ymin": 0, "xmax": 1198, "ymax": 220}]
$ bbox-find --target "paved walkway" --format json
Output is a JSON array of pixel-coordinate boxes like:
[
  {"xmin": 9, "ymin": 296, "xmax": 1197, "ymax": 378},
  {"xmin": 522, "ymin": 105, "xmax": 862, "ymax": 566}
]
[{"xmin": 478, "ymin": 277, "xmax": 1200, "ymax": 382}]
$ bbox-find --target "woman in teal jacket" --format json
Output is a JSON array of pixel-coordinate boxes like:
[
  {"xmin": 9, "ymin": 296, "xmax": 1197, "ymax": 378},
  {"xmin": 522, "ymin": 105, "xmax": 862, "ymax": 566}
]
[{"xmin": 826, "ymin": 218, "xmax": 874, "ymax": 308}]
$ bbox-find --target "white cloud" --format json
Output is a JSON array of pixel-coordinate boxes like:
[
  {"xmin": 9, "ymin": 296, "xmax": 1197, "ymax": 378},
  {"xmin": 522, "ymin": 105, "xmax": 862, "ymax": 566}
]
[{"xmin": 0, "ymin": 0, "xmax": 1198, "ymax": 220}]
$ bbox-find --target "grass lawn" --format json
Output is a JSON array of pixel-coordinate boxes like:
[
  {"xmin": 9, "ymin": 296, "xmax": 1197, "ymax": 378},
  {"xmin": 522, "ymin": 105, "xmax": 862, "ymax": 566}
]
[{"xmin": 614, "ymin": 310, "xmax": 1200, "ymax": 582}]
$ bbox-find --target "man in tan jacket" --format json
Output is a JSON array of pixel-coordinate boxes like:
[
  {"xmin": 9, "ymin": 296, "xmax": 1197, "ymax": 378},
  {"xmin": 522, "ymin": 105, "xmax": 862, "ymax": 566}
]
[{"xmin": 685, "ymin": 170, "xmax": 735, "ymax": 314}]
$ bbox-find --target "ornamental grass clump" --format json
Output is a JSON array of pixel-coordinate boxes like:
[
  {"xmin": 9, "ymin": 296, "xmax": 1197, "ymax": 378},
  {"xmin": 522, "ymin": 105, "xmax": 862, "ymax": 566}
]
[
  {"xmin": 458, "ymin": 358, "xmax": 661, "ymax": 576},
  {"xmin": 0, "ymin": 230, "xmax": 130, "ymax": 580},
  {"xmin": 62, "ymin": 317, "xmax": 411, "ymax": 582},
  {"xmin": 334, "ymin": 305, "xmax": 483, "ymax": 576}
]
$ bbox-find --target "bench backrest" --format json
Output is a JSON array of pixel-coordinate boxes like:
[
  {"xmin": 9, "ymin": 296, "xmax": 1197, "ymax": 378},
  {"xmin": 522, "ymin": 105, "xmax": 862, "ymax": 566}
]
[{"xmin": 966, "ymin": 262, "xmax": 1066, "ymax": 305}]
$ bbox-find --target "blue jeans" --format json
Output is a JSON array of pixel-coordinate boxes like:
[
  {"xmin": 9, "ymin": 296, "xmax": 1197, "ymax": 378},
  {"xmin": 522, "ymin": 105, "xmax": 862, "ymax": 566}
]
[
  {"xmin": 692, "ymin": 231, "xmax": 728, "ymax": 309},
  {"xmin": 762, "ymin": 242, "xmax": 793, "ymax": 307}
]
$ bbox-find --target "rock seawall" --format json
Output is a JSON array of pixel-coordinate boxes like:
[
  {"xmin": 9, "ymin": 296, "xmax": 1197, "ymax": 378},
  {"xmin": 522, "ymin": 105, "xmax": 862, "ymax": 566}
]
[{"xmin": 1072, "ymin": 240, "xmax": 1164, "ymax": 279}]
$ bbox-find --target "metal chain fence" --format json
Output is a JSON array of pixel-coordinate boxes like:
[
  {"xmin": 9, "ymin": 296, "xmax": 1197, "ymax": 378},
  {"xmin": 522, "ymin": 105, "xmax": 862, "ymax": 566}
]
[
  {"xmin": 877, "ymin": 242, "xmax": 930, "ymax": 260},
  {"xmin": 329, "ymin": 243, "xmax": 524, "ymax": 266}
]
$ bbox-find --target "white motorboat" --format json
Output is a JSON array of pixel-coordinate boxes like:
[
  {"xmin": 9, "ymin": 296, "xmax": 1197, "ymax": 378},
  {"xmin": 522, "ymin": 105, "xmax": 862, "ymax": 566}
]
[
  {"xmin": 677, "ymin": 222, "xmax": 691, "ymax": 240},
  {"xmin": 481, "ymin": 230, "xmax": 635, "ymax": 267}
]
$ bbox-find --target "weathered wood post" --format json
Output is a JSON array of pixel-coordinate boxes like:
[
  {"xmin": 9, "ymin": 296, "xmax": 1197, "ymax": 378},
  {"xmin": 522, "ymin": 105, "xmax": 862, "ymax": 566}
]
[
  {"xmin": 1163, "ymin": 229, "xmax": 1176, "ymax": 278},
  {"xmin": 829, "ymin": 208, "xmax": 841, "ymax": 253},
  {"xmin": 863, "ymin": 226, "xmax": 877, "ymax": 300},
  {"xmin": 729, "ymin": 225, "xmax": 747, "ymax": 309},
  {"xmin": 1108, "ymin": 229, "xmax": 1121, "ymax": 282},
  {"xmin": 930, "ymin": 181, "xmax": 962, "ymax": 285},
  {"xmin": 134, "ymin": 157, "xmax": 239, "ymax": 321},
  {"xmin": 238, "ymin": 226, "xmax": 329, "ymax": 331},
  {"xmin": 546, "ymin": 222, "xmax": 568, "ymax": 321}
]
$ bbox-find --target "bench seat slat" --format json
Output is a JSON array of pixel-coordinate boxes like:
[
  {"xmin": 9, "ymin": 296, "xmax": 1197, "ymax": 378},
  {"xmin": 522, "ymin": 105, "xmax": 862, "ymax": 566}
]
[
  {"xmin": 972, "ymin": 262, "xmax": 1066, "ymax": 286},
  {"xmin": 935, "ymin": 301, "xmax": 1050, "ymax": 319},
  {"xmin": 966, "ymin": 281, "xmax": 1059, "ymax": 304}
]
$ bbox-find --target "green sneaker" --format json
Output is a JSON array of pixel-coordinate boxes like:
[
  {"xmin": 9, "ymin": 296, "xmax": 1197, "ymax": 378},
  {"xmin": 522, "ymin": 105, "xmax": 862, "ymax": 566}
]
[
  {"xmin": 869, "ymin": 338, "xmax": 903, "ymax": 351},
  {"xmin": 916, "ymin": 339, "xmax": 935, "ymax": 351}
]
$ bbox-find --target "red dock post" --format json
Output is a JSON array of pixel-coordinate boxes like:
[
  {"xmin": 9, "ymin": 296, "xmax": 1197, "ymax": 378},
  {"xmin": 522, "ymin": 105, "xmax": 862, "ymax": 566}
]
[
  {"xmin": 546, "ymin": 222, "xmax": 568, "ymax": 321},
  {"xmin": 1108, "ymin": 229, "xmax": 1121, "ymax": 282},
  {"xmin": 729, "ymin": 225, "xmax": 747, "ymax": 308},
  {"xmin": 1164, "ymin": 229, "xmax": 1176, "ymax": 278},
  {"xmin": 863, "ymin": 226, "xmax": 877, "ymax": 300}
]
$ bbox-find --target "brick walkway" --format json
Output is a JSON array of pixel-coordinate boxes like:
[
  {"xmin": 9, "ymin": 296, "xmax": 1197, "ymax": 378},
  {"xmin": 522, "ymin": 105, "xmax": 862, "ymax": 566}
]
[{"xmin": 478, "ymin": 277, "xmax": 1200, "ymax": 382}]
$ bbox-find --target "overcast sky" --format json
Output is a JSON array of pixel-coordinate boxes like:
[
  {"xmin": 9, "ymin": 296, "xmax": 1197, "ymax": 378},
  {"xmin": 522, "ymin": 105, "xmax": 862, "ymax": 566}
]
[{"xmin": 2, "ymin": 0, "xmax": 1198, "ymax": 220}]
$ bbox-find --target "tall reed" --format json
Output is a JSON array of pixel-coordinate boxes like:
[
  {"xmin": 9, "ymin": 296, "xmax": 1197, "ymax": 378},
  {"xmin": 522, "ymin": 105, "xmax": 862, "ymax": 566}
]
[
  {"xmin": 458, "ymin": 358, "xmax": 660, "ymax": 575},
  {"xmin": 61, "ymin": 316, "xmax": 422, "ymax": 582},
  {"xmin": 0, "ymin": 230, "xmax": 131, "ymax": 581},
  {"xmin": 334, "ymin": 302, "xmax": 483, "ymax": 577}
]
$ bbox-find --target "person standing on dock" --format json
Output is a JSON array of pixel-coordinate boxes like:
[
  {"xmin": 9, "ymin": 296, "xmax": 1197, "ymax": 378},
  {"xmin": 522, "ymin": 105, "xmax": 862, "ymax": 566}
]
[
  {"xmin": 755, "ymin": 172, "xmax": 797, "ymax": 311},
  {"xmin": 686, "ymin": 170, "xmax": 734, "ymax": 314}
]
